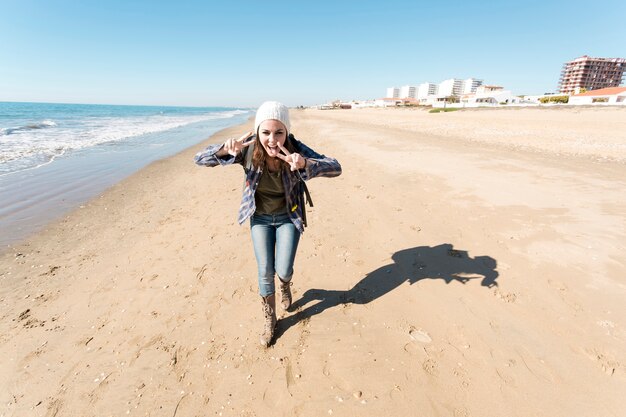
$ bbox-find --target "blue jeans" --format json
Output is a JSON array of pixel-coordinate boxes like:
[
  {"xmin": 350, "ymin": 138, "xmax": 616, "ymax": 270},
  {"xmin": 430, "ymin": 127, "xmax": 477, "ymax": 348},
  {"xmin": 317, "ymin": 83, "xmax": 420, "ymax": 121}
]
[{"xmin": 250, "ymin": 213, "xmax": 301, "ymax": 297}]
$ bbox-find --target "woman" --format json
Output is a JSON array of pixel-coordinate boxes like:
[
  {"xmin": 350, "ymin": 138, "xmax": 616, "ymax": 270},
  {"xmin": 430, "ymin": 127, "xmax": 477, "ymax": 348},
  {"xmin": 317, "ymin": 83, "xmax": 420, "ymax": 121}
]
[{"xmin": 194, "ymin": 101, "xmax": 342, "ymax": 347}]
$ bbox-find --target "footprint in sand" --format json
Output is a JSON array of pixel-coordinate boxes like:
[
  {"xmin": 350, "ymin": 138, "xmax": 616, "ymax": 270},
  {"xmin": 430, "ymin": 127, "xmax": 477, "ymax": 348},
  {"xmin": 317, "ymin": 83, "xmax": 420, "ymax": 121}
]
[
  {"xmin": 584, "ymin": 348, "xmax": 622, "ymax": 376},
  {"xmin": 493, "ymin": 288, "xmax": 517, "ymax": 303},
  {"xmin": 408, "ymin": 327, "xmax": 432, "ymax": 343},
  {"xmin": 422, "ymin": 358, "xmax": 438, "ymax": 376}
]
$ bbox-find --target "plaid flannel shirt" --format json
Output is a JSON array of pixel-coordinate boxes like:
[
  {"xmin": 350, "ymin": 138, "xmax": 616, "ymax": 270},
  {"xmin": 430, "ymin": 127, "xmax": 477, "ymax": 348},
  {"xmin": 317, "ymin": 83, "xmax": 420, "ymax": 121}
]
[{"xmin": 194, "ymin": 134, "xmax": 342, "ymax": 233}]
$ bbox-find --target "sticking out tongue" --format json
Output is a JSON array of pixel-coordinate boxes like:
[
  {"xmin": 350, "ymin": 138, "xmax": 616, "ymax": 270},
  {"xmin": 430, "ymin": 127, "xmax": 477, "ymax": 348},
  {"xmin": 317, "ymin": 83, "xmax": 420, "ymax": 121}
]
[{"xmin": 267, "ymin": 145, "xmax": 279, "ymax": 157}]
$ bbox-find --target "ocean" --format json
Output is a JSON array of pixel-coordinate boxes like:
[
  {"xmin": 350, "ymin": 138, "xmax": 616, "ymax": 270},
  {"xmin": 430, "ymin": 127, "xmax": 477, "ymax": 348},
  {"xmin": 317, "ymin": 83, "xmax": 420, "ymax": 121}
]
[{"xmin": 0, "ymin": 102, "xmax": 252, "ymax": 248}]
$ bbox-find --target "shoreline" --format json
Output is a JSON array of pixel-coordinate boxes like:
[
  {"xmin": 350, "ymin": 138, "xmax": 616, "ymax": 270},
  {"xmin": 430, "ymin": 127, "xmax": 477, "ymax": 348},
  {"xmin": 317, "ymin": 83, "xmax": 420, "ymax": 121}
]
[
  {"xmin": 0, "ymin": 111, "xmax": 252, "ymax": 250},
  {"xmin": 1, "ymin": 107, "xmax": 625, "ymax": 416}
]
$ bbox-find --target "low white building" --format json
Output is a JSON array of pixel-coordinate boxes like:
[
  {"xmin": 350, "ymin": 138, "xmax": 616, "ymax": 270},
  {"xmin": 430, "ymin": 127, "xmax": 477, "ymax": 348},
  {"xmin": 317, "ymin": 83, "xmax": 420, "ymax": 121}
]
[
  {"xmin": 475, "ymin": 85, "xmax": 504, "ymax": 94},
  {"xmin": 418, "ymin": 96, "xmax": 441, "ymax": 106},
  {"xmin": 470, "ymin": 87, "xmax": 520, "ymax": 106},
  {"xmin": 375, "ymin": 97, "xmax": 419, "ymax": 107},
  {"xmin": 568, "ymin": 87, "xmax": 626, "ymax": 105},
  {"xmin": 436, "ymin": 85, "xmax": 521, "ymax": 108},
  {"xmin": 347, "ymin": 100, "xmax": 378, "ymax": 109}
]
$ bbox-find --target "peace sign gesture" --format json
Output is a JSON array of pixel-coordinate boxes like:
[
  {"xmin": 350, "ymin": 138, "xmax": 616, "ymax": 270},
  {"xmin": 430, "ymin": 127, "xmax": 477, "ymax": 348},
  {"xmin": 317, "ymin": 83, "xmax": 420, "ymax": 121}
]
[
  {"xmin": 276, "ymin": 142, "xmax": 307, "ymax": 171},
  {"xmin": 222, "ymin": 131, "xmax": 254, "ymax": 156}
]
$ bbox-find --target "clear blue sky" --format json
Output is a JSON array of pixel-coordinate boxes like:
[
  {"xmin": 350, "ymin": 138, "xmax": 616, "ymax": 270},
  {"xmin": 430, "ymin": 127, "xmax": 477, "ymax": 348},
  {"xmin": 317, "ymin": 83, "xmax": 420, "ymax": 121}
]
[{"xmin": 1, "ymin": 0, "xmax": 625, "ymax": 107}]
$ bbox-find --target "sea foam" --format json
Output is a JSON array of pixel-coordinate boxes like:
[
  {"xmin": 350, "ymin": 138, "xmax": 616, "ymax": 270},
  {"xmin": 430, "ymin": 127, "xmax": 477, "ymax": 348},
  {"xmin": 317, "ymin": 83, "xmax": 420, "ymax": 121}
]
[{"xmin": 0, "ymin": 104, "xmax": 251, "ymax": 175}]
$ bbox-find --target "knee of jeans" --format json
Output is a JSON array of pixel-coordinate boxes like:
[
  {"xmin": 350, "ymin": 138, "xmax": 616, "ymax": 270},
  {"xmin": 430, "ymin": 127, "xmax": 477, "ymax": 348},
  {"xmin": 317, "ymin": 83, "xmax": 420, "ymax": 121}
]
[
  {"xmin": 276, "ymin": 268, "xmax": 293, "ymax": 282},
  {"xmin": 257, "ymin": 264, "xmax": 275, "ymax": 278},
  {"xmin": 277, "ymin": 275, "xmax": 292, "ymax": 284}
]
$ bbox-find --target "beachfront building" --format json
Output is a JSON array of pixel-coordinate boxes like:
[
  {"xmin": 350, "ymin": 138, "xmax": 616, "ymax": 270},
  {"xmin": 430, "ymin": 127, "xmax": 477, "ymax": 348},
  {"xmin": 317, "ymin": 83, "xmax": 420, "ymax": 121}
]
[
  {"xmin": 447, "ymin": 85, "xmax": 521, "ymax": 108},
  {"xmin": 387, "ymin": 77, "xmax": 485, "ymax": 106},
  {"xmin": 343, "ymin": 100, "xmax": 378, "ymax": 109},
  {"xmin": 399, "ymin": 85, "xmax": 417, "ymax": 99},
  {"xmin": 462, "ymin": 78, "xmax": 483, "ymax": 94},
  {"xmin": 476, "ymin": 85, "xmax": 504, "ymax": 94},
  {"xmin": 417, "ymin": 82, "xmax": 438, "ymax": 99},
  {"xmin": 568, "ymin": 86, "xmax": 626, "ymax": 105},
  {"xmin": 386, "ymin": 87, "xmax": 400, "ymax": 98},
  {"xmin": 559, "ymin": 56, "xmax": 626, "ymax": 95},
  {"xmin": 472, "ymin": 85, "xmax": 520, "ymax": 106},
  {"xmin": 375, "ymin": 97, "xmax": 418, "ymax": 107},
  {"xmin": 438, "ymin": 78, "xmax": 463, "ymax": 97}
]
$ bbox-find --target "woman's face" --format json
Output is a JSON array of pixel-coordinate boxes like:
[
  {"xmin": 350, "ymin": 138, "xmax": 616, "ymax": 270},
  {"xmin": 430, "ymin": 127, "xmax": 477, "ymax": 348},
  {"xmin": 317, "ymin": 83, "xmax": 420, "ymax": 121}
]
[{"xmin": 258, "ymin": 119, "xmax": 287, "ymax": 158}]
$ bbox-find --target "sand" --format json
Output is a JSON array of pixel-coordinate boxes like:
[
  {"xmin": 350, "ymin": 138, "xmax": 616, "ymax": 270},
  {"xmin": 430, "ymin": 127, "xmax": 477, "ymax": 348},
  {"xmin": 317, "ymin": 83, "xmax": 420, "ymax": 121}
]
[{"xmin": 1, "ymin": 106, "xmax": 625, "ymax": 416}]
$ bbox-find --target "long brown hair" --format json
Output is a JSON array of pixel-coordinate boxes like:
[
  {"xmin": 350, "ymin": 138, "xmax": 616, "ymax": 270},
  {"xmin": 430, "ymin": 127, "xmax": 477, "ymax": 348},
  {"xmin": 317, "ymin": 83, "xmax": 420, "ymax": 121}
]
[{"xmin": 251, "ymin": 129, "xmax": 296, "ymax": 171}]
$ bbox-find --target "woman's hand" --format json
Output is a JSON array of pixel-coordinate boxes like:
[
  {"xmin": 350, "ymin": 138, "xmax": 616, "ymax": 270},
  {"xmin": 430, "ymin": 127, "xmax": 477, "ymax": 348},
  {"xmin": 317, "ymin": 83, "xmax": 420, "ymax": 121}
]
[
  {"xmin": 277, "ymin": 143, "xmax": 306, "ymax": 171},
  {"xmin": 220, "ymin": 131, "xmax": 254, "ymax": 157}
]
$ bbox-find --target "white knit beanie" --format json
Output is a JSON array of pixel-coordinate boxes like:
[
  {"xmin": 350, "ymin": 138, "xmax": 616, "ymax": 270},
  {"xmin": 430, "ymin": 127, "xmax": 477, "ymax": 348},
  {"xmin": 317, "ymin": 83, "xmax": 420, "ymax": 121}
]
[{"xmin": 254, "ymin": 101, "xmax": 290, "ymax": 133}]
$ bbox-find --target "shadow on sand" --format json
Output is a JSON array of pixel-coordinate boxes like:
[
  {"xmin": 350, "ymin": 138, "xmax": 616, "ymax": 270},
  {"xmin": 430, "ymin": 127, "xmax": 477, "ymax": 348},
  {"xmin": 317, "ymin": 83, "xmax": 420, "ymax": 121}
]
[{"xmin": 275, "ymin": 243, "xmax": 498, "ymax": 341}]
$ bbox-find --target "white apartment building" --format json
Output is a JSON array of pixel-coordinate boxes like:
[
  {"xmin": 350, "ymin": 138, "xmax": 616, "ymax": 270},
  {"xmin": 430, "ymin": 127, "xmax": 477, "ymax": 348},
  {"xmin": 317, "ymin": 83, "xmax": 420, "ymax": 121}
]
[
  {"xmin": 386, "ymin": 87, "xmax": 400, "ymax": 98},
  {"xmin": 417, "ymin": 82, "xmax": 438, "ymax": 99},
  {"xmin": 462, "ymin": 78, "xmax": 483, "ymax": 94},
  {"xmin": 387, "ymin": 77, "xmax": 484, "ymax": 103},
  {"xmin": 438, "ymin": 78, "xmax": 464, "ymax": 97},
  {"xmin": 399, "ymin": 85, "xmax": 417, "ymax": 98}
]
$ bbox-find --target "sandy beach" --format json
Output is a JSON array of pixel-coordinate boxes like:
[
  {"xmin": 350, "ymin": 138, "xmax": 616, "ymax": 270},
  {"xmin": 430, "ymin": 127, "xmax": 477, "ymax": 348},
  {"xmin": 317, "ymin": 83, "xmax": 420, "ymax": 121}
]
[{"xmin": 1, "ymin": 106, "xmax": 625, "ymax": 416}]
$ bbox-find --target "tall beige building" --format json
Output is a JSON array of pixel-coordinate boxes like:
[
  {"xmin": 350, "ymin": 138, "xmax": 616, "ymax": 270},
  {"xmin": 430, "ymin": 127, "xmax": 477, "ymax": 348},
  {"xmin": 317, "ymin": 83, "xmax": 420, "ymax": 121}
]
[{"xmin": 559, "ymin": 55, "xmax": 625, "ymax": 94}]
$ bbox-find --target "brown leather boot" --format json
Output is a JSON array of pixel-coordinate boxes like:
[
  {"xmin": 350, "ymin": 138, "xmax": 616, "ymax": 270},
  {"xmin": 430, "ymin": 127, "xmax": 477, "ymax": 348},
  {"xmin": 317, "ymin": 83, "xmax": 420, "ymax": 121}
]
[
  {"xmin": 278, "ymin": 279, "xmax": 292, "ymax": 311},
  {"xmin": 260, "ymin": 294, "xmax": 276, "ymax": 347}
]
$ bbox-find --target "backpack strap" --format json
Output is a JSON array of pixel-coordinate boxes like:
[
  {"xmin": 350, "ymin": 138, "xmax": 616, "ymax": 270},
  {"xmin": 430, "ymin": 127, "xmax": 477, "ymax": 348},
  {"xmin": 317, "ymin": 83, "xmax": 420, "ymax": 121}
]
[
  {"xmin": 297, "ymin": 178, "xmax": 313, "ymax": 228},
  {"xmin": 244, "ymin": 141, "xmax": 255, "ymax": 171},
  {"xmin": 301, "ymin": 180, "xmax": 313, "ymax": 207}
]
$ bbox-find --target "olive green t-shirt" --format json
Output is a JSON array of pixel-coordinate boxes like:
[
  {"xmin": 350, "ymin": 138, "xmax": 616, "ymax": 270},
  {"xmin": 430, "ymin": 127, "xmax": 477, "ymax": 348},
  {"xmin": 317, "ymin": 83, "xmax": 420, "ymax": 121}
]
[{"xmin": 255, "ymin": 169, "xmax": 287, "ymax": 215}]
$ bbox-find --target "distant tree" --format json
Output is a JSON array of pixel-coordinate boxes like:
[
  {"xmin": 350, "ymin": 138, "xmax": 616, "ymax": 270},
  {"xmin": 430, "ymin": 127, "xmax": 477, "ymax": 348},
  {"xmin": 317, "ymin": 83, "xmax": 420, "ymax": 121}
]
[{"xmin": 539, "ymin": 95, "xmax": 569, "ymax": 104}]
